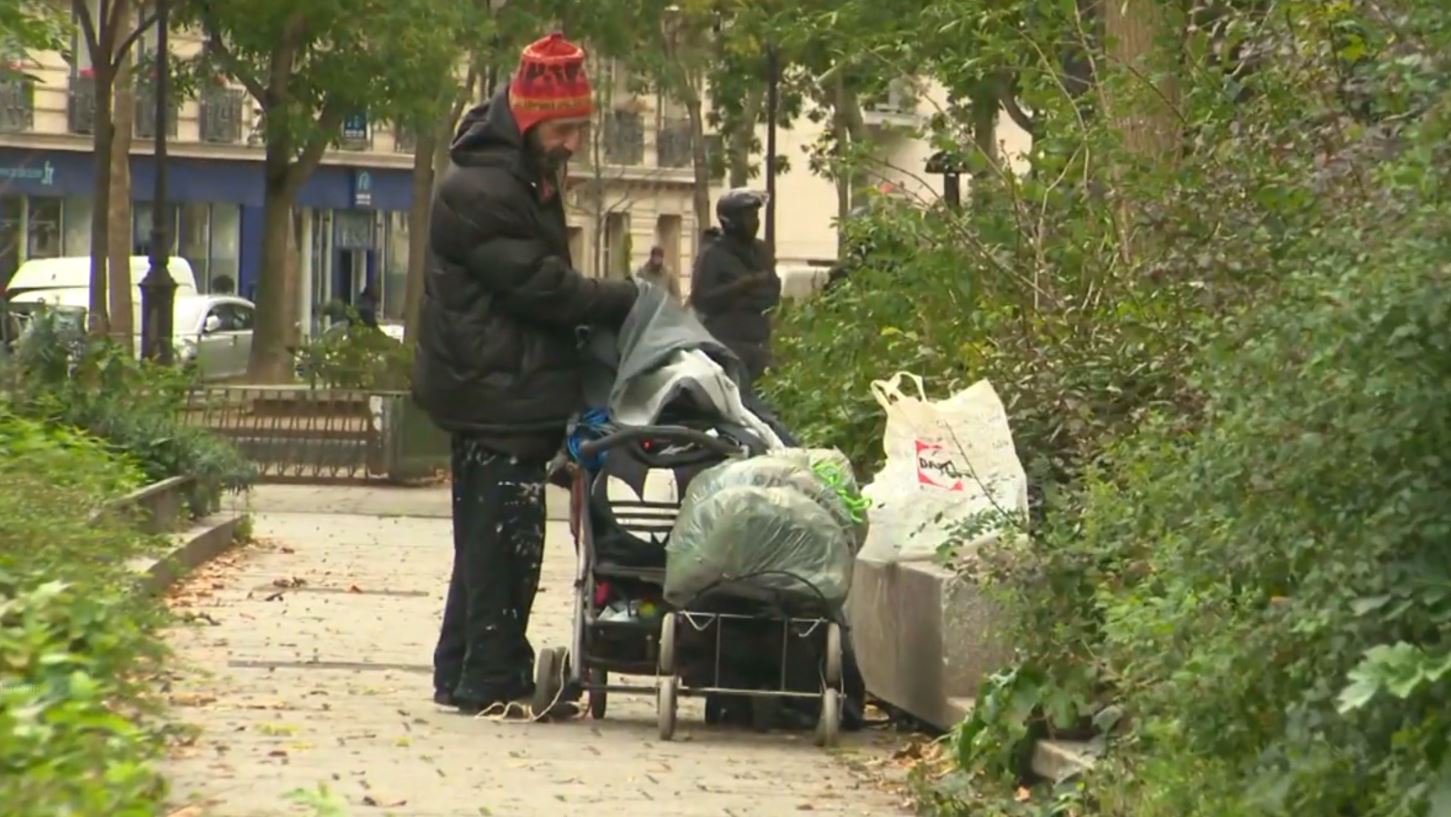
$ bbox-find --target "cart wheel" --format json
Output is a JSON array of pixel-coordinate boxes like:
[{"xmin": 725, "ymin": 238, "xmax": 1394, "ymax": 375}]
[
  {"xmin": 588, "ymin": 667, "xmax": 608, "ymax": 720},
  {"xmin": 824, "ymin": 622, "xmax": 844, "ymax": 686},
  {"xmin": 704, "ymin": 695, "xmax": 725, "ymax": 726},
  {"xmin": 751, "ymin": 696, "xmax": 779, "ymax": 733},
  {"xmin": 532, "ymin": 647, "xmax": 563, "ymax": 717},
  {"xmin": 816, "ymin": 688, "xmax": 841, "ymax": 748},
  {"xmin": 657, "ymin": 676, "xmax": 678, "ymax": 741},
  {"xmin": 658, "ymin": 612, "xmax": 679, "ymax": 675}
]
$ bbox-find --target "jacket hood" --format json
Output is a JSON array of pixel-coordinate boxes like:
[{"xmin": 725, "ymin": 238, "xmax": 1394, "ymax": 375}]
[{"xmin": 450, "ymin": 85, "xmax": 526, "ymax": 170}]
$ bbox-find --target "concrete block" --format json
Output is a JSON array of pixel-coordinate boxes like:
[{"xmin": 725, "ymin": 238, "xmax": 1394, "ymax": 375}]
[
  {"xmin": 94, "ymin": 475, "xmax": 195, "ymax": 534},
  {"xmin": 847, "ymin": 556, "xmax": 1012, "ymax": 731},
  {"xmin": 135, "ymin": 512, "xmax": 246, "ymax": 595},
  {"xmin": 1031, "ymin": 739, "xmax": 1100, "ymax": 783}
]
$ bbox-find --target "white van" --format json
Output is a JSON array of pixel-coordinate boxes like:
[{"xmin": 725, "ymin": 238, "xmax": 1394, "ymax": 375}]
[
  {"xmin": 5, "ymin": 255, "xmax": 199, "ymax": 300},
  {"xmin": 2, "ymin": 255, "xmax": 202, "ymax": 355}
]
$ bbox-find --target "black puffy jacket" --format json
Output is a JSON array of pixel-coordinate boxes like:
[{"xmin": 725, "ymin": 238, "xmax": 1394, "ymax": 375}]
[
  {"xmin": 412, "ymin": 87, "xmax": 636, "ymax": 436},
  {"xmin": 689, "ymin": 229, "xmax": 781, "ymax": 351}
]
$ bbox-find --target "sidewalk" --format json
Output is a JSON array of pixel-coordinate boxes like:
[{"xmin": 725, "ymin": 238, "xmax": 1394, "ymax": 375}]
[{"xmin": 163, "ymin": 485, "xmax": 907, "ymax": 817}]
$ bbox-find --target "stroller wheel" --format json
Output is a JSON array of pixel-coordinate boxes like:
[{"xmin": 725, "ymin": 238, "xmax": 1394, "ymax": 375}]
[
  {"xmin": 824, "ymin": 622, "xmax": 844, "ymax": 686},
  {"xmin": 658, "ymin": 613, "xmax": 679, "ymax": 676},
  {"xmin": 657, "ymin": 676, "xmax": 679, "ymax": 741},
  {"xmin": 532, "ymin": 647, "xmax": 565, "ymax": 717},
  {"xmin": 816, "ymin": 687, "xmax": 841, "ymax": 748},
  {"xmin": 588, "ymin": 667, "xmax": 608, "ymax": 720}
]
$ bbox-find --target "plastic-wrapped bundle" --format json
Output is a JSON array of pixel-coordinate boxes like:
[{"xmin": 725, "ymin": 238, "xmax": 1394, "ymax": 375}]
[{"xmin": 663, "ymin": 449, "xmax": 865, "ymax": 609}]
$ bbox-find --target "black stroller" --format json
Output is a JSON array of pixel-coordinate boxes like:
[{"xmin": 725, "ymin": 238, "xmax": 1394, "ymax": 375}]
[{"xmin": 535, "ymin": 420, "xmax": 849, "ymax": 747}]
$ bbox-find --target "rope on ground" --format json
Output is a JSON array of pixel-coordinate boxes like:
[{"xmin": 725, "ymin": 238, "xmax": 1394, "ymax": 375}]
[{"xmin": 471, "ymin": 659, "xmax": 574, "ymax": 724}]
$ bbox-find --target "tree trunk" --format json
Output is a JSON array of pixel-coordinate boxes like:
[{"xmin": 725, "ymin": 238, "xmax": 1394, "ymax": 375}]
[
  {"xmin": 403, "ymin": 123, "xmax": 438, "ymax": 344},
  {"xmin": 832, "ymin": 105, "xmax": 850, "ymax": 256},
  {"xmin": 969, "ymin": 85, "xmax": 1000, "ymax": 208},
  {"xmin": 831, "ymin": 72, "xmax": 856, "ymax": 256},
  {"xmin": 88, "ymin": 67, "xmax": 115, "ymax": 338},
  {"xmin": 108, "ymin": 35, "xmax": 135, "ymax": 353},
  {"xmin": 1105, "ymin": 0, "xmax": 1179, "ymax": 158},
  {"xmin": 727, "ymin": 86, "xmax": 763, "ymax": 189},
  {"xmin": 682, "ymin": 83, "xmax": 710, "ymax": 239},
  {"xmin": 247, "ymin": 176, "xmax": 298, "ymax": 382}
]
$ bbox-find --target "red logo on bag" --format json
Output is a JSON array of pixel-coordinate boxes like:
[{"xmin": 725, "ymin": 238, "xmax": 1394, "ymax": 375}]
[{"xmin": 916, "ymin": 440, "xmax": 966, "ymax": 492}]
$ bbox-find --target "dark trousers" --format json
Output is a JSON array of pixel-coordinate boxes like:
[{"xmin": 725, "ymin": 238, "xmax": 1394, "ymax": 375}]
[{"xmin": 432, "ymin": 437, "xmax": 548, "ymax": 702}]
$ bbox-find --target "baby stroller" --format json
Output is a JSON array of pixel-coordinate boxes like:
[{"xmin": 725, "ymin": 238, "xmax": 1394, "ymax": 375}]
[{"xmin": 536, "ymin": 419, "xmax": 849, "ymax": 748}]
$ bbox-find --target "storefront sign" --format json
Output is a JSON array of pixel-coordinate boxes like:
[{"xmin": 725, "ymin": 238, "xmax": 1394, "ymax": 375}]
[
  {"xmin": 352, "ymin": 169, "xmax": 373, "ymax": 209},
  {"xmin": 342, "ymin": 113, "xmax": 369, "ymax": 142},
  {"xmin": 0, "ymin": 161, "xmax": 56, "ymax": 187}
]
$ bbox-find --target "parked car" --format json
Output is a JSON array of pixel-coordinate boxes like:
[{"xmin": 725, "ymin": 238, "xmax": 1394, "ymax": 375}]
[
  {"xmin": 174, "ymin": 295, "xmax": 257, "ymax": 381},
  {"xmin": 1, "ymin": 274, "xmax": 256, "ymax": 380}
]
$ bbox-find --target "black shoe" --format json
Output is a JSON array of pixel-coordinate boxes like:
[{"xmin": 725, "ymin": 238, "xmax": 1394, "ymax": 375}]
[{"xmin": 452, "ymin": 678, "xmax": 535, "ymax": 716}]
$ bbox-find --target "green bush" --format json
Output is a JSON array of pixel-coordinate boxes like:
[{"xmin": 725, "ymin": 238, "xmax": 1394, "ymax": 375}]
[
  {"xmin": 295, "ymin": 320, "xmax": 412, "ymax": 391},
  {"xmin": 3, "ymin": 313, "xmax": 255, "ymax": 515},
  {"xmin": 0, "ymin": 410, "xmax": 171, "ymax": 816},
  {"xmin": 764, "ymin": 1, "xmax": 1451, "ymax": 815}
]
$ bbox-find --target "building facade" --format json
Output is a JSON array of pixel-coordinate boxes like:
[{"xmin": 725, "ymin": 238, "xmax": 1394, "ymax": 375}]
[
  {"xmin": 0, "ymin": 34, "xmax": 702, "ymax": 338},
  {"xmin": 1, "ymin": 23, "xmax": 1013, "ymax": 335}
]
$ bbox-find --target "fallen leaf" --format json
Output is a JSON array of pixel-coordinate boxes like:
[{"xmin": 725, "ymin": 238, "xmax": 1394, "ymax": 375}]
[
  {"xmin": 362, "ymin": 795, "xmax": 407, "ymax": 808},
  {"xmin": 348, "ymin": 584, "xmax": 363, "ymax": 593},
  {"xmin": 1016, "ymin": 786, "xmax": 1032, "ymax": 802}
]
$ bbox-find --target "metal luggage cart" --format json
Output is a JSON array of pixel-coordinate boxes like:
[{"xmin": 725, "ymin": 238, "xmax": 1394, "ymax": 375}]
[{"xmin": 532, "ymin": 424, "xmax": 845, "ymax": 748}]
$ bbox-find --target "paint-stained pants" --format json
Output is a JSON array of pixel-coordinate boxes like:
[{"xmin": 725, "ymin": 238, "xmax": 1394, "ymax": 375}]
[{"xmin": 432, "ymin": 437, "xmax": 547, "ymax": 702}]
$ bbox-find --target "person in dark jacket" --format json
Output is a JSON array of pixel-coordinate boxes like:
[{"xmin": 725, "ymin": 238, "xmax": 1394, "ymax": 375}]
[
  {"xmin": 689, "ymin": 190, "xmax": 782, "ymax": 385},
  {"xmin": 412, "ymin": 32, "xmax": 637, "ymax": 715}
]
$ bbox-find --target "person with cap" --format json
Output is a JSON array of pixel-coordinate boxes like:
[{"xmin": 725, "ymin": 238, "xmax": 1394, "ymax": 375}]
[
  {"xmin": 633, "ymin": 245, "xmax": 680, "ymax": 299},
  {"xmin": 412, "ymin": 32, "xmax": 638, "ymax": 715},
  {"xmin": 688, "ymin": 189, "xmax": 782, "ymax": 386}
]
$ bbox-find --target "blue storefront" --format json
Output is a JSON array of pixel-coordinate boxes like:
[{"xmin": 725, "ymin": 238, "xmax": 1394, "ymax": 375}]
[{"xmin": 0, "ymin": 145, "xmax": 414, "ymax": 323}]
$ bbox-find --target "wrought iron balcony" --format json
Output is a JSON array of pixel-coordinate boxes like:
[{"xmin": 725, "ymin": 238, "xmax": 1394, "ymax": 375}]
[
  {"xmin": 134, "ymin": 78, "xmax": 179, "ymax": 140},
  {"xmin": 0, "ymin": 76, "xmax": 33, "ymax": 132},
  {"xmin": 199, "ymin": 86, "xmax": 244, "ymax": 143},
  {"xmin": 68, "ymin": 74, "xmax": 96, "ymax": 134},
  {"xmin": 656, "ymin": 119, "xmax": 691, "ymax": 169},
  {"xmin": 603, "ymin": 111, "xmax": 643, "ymax": 166}
]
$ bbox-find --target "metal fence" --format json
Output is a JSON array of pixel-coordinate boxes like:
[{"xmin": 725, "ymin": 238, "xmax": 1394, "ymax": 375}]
[{"xmin": 182, "ymin": 385, "xmax": 450, "ymax": 483}]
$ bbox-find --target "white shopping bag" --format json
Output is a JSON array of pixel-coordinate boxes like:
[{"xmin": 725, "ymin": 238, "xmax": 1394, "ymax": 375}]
[{"xmin": 858, "ymin": 373, "xmax": 1029, "ymax": 562}]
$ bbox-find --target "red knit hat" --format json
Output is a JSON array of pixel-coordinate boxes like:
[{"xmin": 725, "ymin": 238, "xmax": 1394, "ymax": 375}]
[{"xmin": 509, "ymin": 33, "xmax": 593, "ymax": 135}]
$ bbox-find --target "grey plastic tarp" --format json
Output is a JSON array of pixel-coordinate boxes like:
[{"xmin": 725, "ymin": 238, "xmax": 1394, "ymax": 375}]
[
  {"xmin": 581, "ymin": 281, "xmax": 783, "ymax": 449},
  {"xmin": 663, "ymin": 448, "xmax": 869, "ymax": 610}
]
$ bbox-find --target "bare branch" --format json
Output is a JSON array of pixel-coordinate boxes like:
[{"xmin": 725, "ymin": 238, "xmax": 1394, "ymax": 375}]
[
  {"xmin": 269, "ymin": 12, "xmax": 308, "ymax": 105},
  {"xmin": 196, "ymin": 3, "xmax": 268, "ymax": 101},
  {"xmin": 73, "ymin": 0, "xmax": 100, "ymax": 62},
  {"xmin": 285, "ymin": 96, "xmax": 347, "ymax": 192},
  {"xmin": 103, "ymin": 0, "xmax": 130, "ymax": 48},
  {"xmin": 112, "ymin": 8, "xmax": 160, "ymax": 73}
]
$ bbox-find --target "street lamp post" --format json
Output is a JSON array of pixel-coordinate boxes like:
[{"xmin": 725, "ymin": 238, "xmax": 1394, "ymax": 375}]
[
  {"xmin": 139, "ymin": 0, "xmax": 175, "ymax": 364},
  {"xmin": 764, "ymin": 42, "xmax": 778, "ymax": 256},
  {"xmin": 926, "ymin": 151, "xmax": 965, "ymax": 211}
]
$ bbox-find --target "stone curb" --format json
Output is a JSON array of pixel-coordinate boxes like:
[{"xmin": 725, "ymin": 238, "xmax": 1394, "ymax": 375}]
[
  {"xmin": 134, "ymin": 512, "xmax": 247, "ymax": 596},
  {"xmin": 1031, "ymin": 738, "xmax": 1100, "ymax": 782}
]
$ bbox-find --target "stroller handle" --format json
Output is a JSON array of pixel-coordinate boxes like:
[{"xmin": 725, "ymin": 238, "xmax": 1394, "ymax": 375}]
[{"xmin": 576, "ymin": 425, "xmax": 745, "ymax": 459}]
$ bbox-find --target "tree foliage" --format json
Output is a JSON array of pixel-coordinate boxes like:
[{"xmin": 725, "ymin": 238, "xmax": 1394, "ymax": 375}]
[
  {"xmin": 177, "ymin": 0, "xmax": 476, "ymax": 381},
  {"xmin": 765, "ymin": 0, "xmax": 1451, "ymax": 815}
]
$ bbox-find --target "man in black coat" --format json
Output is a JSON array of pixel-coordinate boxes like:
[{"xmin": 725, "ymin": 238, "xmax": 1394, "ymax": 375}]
[
  {"xmin": 412, "ymin": 32, "xmax": 637, "ymax": 714},
  {"xmin": 689, "ymin": 189, "xmax": 782, "ymax": 386}
]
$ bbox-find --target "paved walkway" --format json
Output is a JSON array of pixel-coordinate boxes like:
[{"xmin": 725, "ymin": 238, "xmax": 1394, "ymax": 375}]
[{"xmin": 163, "ymin": 485, "xmax": 907, "ymax": 817}]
